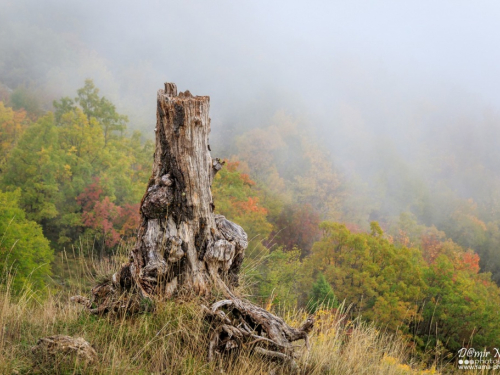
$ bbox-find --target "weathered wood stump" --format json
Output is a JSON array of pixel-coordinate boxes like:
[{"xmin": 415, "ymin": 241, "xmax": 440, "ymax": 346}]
[
  {"xmin": 73, "ymin": 83, "xmax": 313, "ymax": 369},
  {"xmin": 31, "ymin": 335, "xmax": 97, "ymax": 365}
]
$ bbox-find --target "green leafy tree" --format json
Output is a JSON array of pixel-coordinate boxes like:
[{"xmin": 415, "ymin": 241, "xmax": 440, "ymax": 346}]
[
  {"xmin": 0, "ymin": 190, "xmax": 53, "ymax": 291},
  {"xmin": 308, "ymin": 272, "xmax": 337, "ymax": 313},
  {"xmin": 305, "ymin": 221, "xmax": 426, "ymax": 332},
  {"xmin": 75, "ymin": 79, "xmax": 127, "ymax": 145},
  {"xmin": 0, "ymin": 101, "xmax": 29, "ymax": 171},
  {"xmin": 417, "ymin": 247, "xmax": 500, "ymax": 351},
  {"xmin": 1, "ymin": 113, "xmax": 66, "ymax": 223},
  {"xmin": 1, "ymin": 82, "xmax": 152, "ymax": 249}
]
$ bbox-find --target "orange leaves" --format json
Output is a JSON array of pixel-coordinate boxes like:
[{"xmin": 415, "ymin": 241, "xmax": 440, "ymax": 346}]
[
  {"xmin": 0, "ymin": 101, "xmax": 28, "ymax": 132},
  {"xmin": 421, "ymin": 231, "xmax": 481, "ymax": 274},
  {"xmin": 455, "ymin": 251, "xmax": 480, "ymax": 274},
  {"xmin": 239, "ymin": 173, "xmax": 255, "ymax": 186},
  {"xmin": 225, "ymin": 160, "xmax": 239, "ymax": 173},
  {"xmin": 233, "ymin": 196, "xmax": 267, "ymax": 215},
  {"xmin": 212, "ymin": 158, "xmax": 273, "ymax": 242},
  {"xmin": 224, "ymin": 160, "xmax": 255, "ymax": 186},
  {"xmin": 116, "ymin": 203, "xmax": 140, "ymax": 239}
]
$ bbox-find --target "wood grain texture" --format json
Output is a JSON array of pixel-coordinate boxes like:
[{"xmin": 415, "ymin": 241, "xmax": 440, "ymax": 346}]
[{"xmin": 114, "ymin": 83, "xmax": 247, "ymax": 297}]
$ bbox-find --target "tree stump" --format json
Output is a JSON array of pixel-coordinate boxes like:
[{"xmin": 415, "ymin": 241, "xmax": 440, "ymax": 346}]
[
  {"xmin": 119, "ymin": 82, "xmax": 248, "ymax": 297},
  {"xmin": 73, "ymin": 83, "xmax": 313, "ymax": 369}
]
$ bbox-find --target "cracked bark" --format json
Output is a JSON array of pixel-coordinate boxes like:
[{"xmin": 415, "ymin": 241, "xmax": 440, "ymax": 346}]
[{"xmin": 120, "ymin": 82, "xmax": 247, "ymax": 297}]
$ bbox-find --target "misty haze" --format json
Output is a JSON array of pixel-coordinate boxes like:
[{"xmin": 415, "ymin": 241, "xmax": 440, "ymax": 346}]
[{"xmin": 1, "ymin": 1, "xmax": 500, "ymax": 373}]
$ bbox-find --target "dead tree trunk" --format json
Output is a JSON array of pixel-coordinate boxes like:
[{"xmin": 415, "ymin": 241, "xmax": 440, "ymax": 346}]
[
  {"xmin": 124, "ymin": 82, "xmax": 246, "ymax": 297},
  {"xmin": 73, "ymin": 83, "xmax": 313, "ymax": 369}
]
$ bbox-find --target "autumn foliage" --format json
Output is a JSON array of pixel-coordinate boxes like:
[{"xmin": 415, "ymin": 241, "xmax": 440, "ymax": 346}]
[
  {"xmin": 76, "ymin": 177, "xmax": 140, "ymax": 249},
  {"xmin": 2, "ymin": 81, "xmax": 500, "ymax": 360}
]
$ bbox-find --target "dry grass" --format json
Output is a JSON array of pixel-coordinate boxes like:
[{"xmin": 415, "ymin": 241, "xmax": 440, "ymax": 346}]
[{"xmin": 0, "ymin": 254, "xmax": 456, "ymax": 374}]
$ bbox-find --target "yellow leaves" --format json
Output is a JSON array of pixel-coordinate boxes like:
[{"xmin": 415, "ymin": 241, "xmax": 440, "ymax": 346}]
[
  {"xmin": 381, "ymin": 354, "xmax": 398, "ymax": 366},
  {"xmin": 58, "ymin": 107, "xmax": 105, "ymax": 158},
  {"xmin": 264, "ymin": 296, "xmax": 273, "ymax": 312},
  {"xmin": 64, "ymin": 164, "xmax": 72, "ymax": 177},
  {"xmin": 381, "ymin": 354, "xmax": 440, "ymax": 374},
  {"xmin": 0, "ymin": 101, "xmax": 29, "ymax": 166},
  {"xmin": 398, "ymin": 363, "xmax": 412, "ymax": 372},
  {"xmin": 37, "ymin": 146, "xmax": 52, "ymax": 164},
  {"xmin": 66, "ymin": 146, "xmax": 78, "ymax": 155},
  {"xmin": 314, "ymin": 307, "xmax": 339, "ymax": 337}
]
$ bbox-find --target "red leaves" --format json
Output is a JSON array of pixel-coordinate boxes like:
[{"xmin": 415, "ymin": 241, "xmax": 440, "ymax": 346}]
[
  {"xmin": 76, "ymin": 177, "xmax": 104, "ymax": 211},
  {"xmin": 116, "ymin": 203, "xmax": 140, "ymax": 238},
  {"xmin": 77, "ymin": 178, "xmax": 139, "ymax": 248},
  {"xmin": 81, "ymin": 196, "xmax": 120, "ymax": 247}
]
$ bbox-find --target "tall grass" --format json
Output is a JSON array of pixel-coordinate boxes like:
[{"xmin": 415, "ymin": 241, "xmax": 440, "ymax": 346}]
[{"xmin": 0, "ymin": 251, "xmax": 453, "ymax": 374}]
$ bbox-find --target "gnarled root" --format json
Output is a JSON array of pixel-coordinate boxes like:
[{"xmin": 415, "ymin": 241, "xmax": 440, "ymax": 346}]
[
  {"xmin": 203, "ymin": 297, "xmax": 314, "ymax": 373},
  {"xmin": 72, "ymin": 278, "xmax": 314, "ymax": 373},
  {"xmin": 71, "ymin": 264, "xmax": 150, "ymax": 316}
]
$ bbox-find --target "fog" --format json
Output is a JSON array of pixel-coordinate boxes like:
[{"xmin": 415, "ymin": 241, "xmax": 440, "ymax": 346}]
[{"xmin": 2, "ymin": 0, "xmax": 500, "ymax": 226}]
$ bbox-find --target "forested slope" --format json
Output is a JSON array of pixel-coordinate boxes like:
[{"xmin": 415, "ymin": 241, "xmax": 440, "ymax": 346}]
[{"xmin": 1, "ymin": 82, "xmax": 500, "ymax": 364}]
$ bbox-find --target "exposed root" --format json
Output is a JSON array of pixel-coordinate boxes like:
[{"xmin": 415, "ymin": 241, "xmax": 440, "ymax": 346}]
[
  {"xmin": 203, "ymin": 296, "xmax": 314, "ymax": 372},
  {"xmin": 72, "ymin": 281, "xmax": 313, "ymax": 373},
  {"xmin": 71, "ymin": 276, "xmax": 149, "ymax": 316}
]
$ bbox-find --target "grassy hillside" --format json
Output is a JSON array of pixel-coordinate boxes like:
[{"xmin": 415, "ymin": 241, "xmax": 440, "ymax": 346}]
[{"xmin": 1, "ymin": 253, "xmax": 449, "ymax": 375}]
